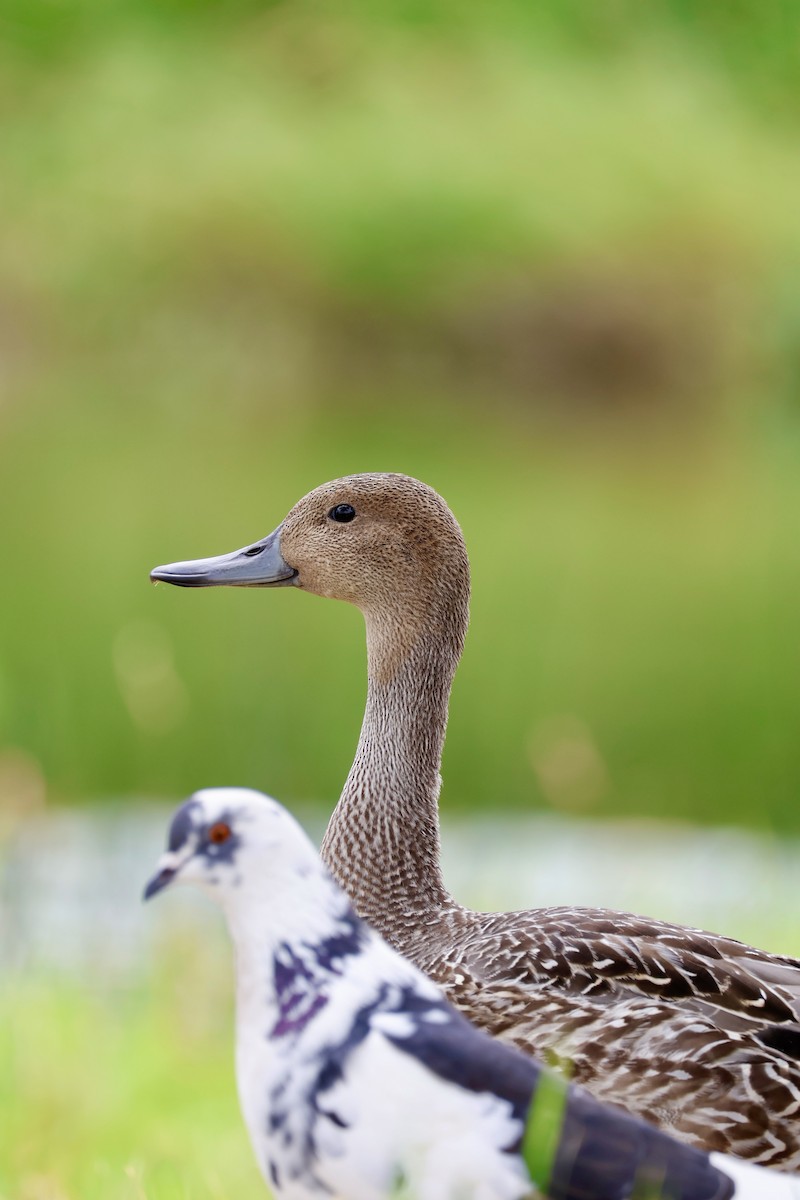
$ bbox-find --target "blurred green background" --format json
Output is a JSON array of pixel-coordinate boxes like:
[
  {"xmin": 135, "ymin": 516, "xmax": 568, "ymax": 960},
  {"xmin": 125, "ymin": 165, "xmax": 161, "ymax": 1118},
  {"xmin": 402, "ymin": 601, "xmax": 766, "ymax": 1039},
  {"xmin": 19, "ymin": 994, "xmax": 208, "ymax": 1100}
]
[
  {"xmin": 2, "ymin": 0, "xmax": 799, "ymax": 832},
  {"xmin": 3, "ymin": 3, "xmax": 800, "ymax": 1197}
]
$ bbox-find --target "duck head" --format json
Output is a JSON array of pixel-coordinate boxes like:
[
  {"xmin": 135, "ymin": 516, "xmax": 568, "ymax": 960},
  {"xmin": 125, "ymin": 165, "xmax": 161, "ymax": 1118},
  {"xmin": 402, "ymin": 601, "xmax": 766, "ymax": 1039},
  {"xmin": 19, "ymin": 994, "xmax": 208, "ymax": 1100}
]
[{"xmin": 150, "ymin": 472, "xmax": 470, "ymax": 628}]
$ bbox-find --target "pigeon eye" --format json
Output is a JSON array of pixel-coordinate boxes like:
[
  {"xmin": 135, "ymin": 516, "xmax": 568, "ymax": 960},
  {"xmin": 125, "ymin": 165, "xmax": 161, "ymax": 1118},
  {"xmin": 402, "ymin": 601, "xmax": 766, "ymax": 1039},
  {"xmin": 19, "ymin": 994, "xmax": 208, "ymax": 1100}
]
[
  {"xmin": 328, "ymin": 504, "xmax": 356, "ymax": 524},
  {"xmin": 209, "ymin": 821, "xmax": 232, "ymax": 845}
]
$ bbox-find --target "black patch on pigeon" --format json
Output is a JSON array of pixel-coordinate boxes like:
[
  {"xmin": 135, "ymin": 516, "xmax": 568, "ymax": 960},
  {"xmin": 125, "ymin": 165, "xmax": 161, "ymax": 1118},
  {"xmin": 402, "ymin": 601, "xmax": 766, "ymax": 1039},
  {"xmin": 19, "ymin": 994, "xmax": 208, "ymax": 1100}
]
[
  {"xmin": 309, "ymin": 986, "xmax": 392, "ymax": 1116},
  {"xmin": 271, "ymin": 945, "xmax": 328, "ymax": 1038},
  {"xmin": 384, "ymin": 992, "xmax": 537, "ymax": 1123},
  {"xmin": 274, "ymin": 944, "xmax": 315, "ymax": 996},
  {"xmin": 271, "ymin": 910, "xmax": 365, "ymax": 1039},
  {"xmin": 311, "ymin": 910, "xmax": 364, "ymax": 973},
  {"xmin": 315, "ymin": 1057, "xmax": 343, "ymax": 1094},
  {"xmin": 321, "ymin": 1108, "xmax": 349, "ymax": 1129},
  {"xmin": 167, "ymin": 799, "xmax": 201, "ymax": 852}
]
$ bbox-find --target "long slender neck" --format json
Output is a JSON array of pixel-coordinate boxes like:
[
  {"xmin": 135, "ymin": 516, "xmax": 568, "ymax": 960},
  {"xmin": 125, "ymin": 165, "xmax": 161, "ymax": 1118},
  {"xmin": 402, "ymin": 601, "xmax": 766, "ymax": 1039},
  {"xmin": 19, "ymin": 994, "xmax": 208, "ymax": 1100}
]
[{"xmin": 320, "ymin": 605, "xmax": 466, "ymax": 953}]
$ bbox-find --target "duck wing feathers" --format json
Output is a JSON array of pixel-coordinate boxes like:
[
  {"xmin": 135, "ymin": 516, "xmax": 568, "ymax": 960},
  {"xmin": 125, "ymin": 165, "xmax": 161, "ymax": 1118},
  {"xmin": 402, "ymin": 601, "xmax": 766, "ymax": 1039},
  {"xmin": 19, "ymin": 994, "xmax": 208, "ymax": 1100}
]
[
  {"xmin": 417, "ymin": 906, "xmax": 800, "ymax": 1167},
  {"xmin": 459, "ymin": 907, "xmax": 800, "ymax": 1025}
]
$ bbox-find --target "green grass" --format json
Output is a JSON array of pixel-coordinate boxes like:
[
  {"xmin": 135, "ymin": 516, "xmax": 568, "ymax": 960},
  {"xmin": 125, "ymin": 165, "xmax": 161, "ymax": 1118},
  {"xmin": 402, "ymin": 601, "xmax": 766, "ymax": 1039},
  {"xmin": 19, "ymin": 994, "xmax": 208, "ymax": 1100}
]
[{"xmin": 0, "ymin": 952, "xmax": 266, "ymax": 1200}]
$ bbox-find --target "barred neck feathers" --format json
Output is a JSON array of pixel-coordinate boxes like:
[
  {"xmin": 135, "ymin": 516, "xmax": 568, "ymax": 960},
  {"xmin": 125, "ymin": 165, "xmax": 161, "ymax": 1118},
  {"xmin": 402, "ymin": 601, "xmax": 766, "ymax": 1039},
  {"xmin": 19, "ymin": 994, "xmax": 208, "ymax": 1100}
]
[
  {"xmin": 322, "ymin": 618, "xmax": 462, "ymax": 943},
  {"xmin": 303, "ymin": 477, "xmax": 471, "ymax": 946}
]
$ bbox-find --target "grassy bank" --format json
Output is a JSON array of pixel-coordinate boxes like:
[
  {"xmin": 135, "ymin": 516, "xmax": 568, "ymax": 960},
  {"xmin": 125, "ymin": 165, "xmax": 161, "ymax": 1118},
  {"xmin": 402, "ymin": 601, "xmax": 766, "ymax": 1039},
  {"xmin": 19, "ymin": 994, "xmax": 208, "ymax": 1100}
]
[{"xmin": 0, "ymin": 952, "xmax": 264, "ymax": 1200}]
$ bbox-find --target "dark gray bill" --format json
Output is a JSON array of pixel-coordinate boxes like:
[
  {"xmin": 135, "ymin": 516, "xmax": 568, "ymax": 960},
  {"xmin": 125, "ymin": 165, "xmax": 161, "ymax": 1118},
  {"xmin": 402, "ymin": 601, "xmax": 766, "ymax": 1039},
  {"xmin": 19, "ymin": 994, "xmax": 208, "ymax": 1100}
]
[
  {"xmin": 150, "ymin": 524, "xmax": 297, "ymax": 588},
  {"xmin": 143, "ymin": 865, "xmax": 177, "ymax": 901}
]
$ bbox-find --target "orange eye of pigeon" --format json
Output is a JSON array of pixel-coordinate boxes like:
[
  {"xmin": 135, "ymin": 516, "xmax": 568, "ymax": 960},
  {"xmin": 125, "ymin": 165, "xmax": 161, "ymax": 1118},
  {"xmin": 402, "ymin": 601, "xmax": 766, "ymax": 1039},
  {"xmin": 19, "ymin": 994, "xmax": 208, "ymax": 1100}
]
[{"xmin": 209, "ymin": 821, "xmax": 232, "ymax": 845}]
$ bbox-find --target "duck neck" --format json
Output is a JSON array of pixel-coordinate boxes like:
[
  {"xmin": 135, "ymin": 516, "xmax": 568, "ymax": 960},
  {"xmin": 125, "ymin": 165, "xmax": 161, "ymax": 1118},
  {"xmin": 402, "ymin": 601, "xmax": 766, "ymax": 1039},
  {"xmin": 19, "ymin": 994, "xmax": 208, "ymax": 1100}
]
[{"xmin": 321, "ymin": 609, "xmax": 465, "ymax": 953}]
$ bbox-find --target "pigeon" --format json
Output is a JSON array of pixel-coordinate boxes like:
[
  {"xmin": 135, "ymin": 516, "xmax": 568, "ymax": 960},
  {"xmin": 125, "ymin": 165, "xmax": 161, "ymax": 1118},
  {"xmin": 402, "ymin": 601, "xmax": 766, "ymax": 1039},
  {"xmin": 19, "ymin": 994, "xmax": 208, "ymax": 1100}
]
[{"xmin": 144, "ymin": 788, "xmax": 800, "ymax": 1200}]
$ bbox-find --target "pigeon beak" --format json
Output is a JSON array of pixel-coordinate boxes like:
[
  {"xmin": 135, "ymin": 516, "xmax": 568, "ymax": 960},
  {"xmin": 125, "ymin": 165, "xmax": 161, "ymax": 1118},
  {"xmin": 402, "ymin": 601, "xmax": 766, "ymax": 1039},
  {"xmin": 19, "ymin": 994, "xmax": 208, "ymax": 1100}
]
[
  {"xmin": 143, "ymin": 857, "xmax": 180, "ymax": 901},
  {"xmin": 149, "ymin": 524, "xmax": 298, "ymax": 589}
]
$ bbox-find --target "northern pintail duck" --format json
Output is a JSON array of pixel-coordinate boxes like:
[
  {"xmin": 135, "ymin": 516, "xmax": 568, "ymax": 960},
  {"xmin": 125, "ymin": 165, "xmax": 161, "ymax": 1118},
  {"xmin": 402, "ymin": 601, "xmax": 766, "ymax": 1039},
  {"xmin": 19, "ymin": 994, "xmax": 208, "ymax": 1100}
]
[{"xmin": 151, "ymin": 473, "xmax": 800, "ymax": 1168}]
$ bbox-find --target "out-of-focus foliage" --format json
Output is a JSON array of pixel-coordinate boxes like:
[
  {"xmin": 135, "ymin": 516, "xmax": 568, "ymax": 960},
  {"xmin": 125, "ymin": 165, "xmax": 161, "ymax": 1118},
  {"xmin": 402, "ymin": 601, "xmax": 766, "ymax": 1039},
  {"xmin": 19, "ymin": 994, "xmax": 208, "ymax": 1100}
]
[
  {"xmin": 0, "ymin": 949, "xmax": 265, "ymax": 1199},
  {"xmin": 0, "ymin": 0, "xmax": 799, "ymax": 829}
]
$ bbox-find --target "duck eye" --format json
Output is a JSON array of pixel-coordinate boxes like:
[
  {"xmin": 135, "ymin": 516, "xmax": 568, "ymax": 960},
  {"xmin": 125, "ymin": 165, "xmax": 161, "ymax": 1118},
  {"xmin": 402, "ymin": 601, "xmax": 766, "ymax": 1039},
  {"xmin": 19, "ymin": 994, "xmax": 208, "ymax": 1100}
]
[
  {"xmin": 208, "ymin": 821, "xmax": 232, "ymax": 845},
  {"xmin": 328, "ymin": 504, "xmax": 356, "ymax": 524}
]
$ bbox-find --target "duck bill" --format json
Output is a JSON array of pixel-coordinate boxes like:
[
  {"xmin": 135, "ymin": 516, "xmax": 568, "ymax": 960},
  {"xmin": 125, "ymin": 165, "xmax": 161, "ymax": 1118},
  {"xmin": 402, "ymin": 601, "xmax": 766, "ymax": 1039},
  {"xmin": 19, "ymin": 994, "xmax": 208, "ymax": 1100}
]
[{"xmin": 150, "ymin": 525, "xmax": 297, "ymax": 588}]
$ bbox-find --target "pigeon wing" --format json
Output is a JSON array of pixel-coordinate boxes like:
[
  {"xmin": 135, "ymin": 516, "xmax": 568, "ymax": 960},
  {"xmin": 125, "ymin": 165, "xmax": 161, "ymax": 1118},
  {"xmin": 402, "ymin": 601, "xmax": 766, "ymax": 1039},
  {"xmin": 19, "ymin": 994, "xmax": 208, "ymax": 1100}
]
[{"xmin": 381, "ymin": 990, "xmax": 733, "ymax": 1200}]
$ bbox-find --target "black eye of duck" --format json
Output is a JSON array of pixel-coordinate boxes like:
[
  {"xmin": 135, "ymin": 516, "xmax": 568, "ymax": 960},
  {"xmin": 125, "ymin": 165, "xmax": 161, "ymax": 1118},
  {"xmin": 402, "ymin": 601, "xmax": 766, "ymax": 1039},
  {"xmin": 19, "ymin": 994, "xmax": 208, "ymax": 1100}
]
[{"xmin": 329, "ymin": 504, "xmax": 356, "ymax": 524}]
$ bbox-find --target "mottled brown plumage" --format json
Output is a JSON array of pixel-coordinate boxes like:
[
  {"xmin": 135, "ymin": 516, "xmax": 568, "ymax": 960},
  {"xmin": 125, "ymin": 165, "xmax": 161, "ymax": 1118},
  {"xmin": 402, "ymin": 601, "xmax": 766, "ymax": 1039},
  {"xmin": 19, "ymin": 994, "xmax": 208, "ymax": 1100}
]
[{"xmin": 153, "ymin": 472, "xmax": 800, "ymax": 1169}]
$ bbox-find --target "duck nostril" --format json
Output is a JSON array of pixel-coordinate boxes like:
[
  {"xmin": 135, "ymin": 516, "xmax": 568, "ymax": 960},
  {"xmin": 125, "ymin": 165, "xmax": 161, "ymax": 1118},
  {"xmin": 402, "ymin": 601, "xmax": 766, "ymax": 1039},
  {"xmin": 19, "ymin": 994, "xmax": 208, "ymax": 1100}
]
[{"xmin": 243, "ymin": 544, "xmax": 265, "ymax": 557}]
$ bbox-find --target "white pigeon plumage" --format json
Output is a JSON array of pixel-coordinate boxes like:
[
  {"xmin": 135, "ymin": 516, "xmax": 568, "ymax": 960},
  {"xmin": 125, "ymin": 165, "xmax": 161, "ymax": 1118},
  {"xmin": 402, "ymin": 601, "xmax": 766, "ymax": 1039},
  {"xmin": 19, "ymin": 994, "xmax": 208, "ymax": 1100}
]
[{"xmin": 144, "ymin": 788, "xmax": 800, "ymax": 1200}]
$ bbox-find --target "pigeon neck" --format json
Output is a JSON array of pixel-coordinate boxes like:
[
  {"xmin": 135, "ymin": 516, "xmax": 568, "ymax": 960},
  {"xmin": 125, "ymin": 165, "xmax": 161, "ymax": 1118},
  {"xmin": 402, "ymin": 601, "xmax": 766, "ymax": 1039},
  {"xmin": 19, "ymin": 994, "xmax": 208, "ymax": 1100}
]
[
  {"xmin": 321, "ymin": 611, "xmax": 465, "ymax": 955},
  {"xmin": 224, "ymin": 880, "xmax": 365, "ymax": 1033}
]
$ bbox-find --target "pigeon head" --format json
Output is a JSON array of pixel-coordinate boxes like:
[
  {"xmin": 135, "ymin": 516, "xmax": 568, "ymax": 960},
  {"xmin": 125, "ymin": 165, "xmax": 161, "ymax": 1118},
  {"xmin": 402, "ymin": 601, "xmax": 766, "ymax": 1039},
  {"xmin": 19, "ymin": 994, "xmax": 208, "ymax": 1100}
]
[{"xmin": 143, "ymin": 787, "xmax": 316, "ymax": 904}]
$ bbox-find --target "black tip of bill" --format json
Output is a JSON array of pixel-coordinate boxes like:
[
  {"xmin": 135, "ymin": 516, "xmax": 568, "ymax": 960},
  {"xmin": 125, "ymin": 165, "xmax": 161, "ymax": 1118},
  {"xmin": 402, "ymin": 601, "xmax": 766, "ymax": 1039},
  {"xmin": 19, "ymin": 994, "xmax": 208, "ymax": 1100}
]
[{"xmin": 149, "ymin": 565, "xmax": 216, "ymax": 587}]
